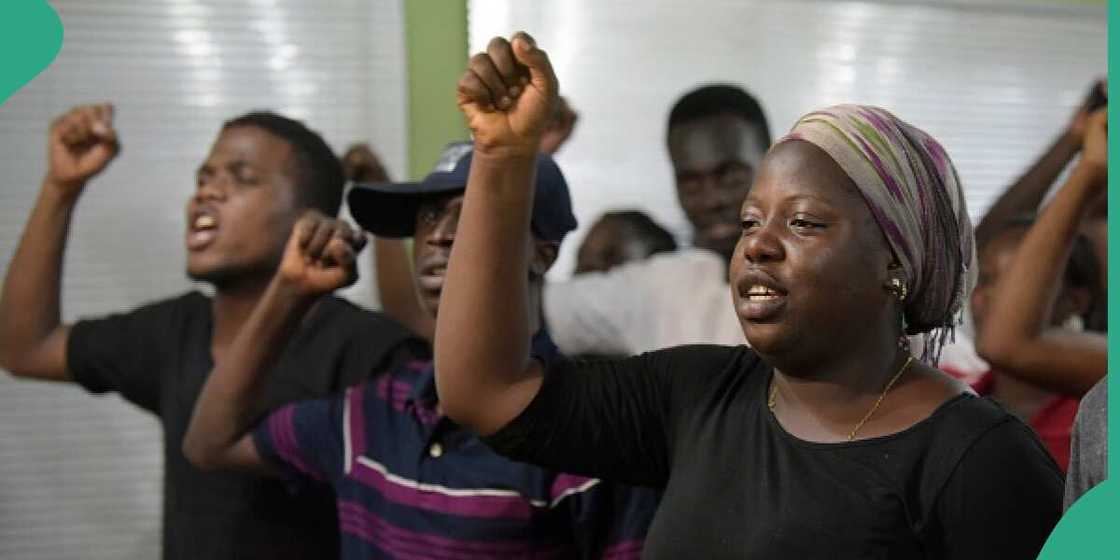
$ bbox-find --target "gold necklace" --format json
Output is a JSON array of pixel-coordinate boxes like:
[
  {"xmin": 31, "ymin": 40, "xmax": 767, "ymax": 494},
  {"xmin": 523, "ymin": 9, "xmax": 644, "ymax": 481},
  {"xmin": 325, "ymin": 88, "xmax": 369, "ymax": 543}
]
[{"xmin": 768, "ymin": 355, "xmax": 915, "ymax": 442}]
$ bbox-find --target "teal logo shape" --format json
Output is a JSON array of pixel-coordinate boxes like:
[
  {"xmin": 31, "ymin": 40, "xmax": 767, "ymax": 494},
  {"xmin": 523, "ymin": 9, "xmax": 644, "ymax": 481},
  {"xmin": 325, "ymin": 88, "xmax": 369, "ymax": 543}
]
[
  {"xmin": 1041, "ymin": 482, "xmax": 1117, "ymax": 558},
  {"xmin": 0, "ymin": 1, "xmax": 62, "ymax": 106}
]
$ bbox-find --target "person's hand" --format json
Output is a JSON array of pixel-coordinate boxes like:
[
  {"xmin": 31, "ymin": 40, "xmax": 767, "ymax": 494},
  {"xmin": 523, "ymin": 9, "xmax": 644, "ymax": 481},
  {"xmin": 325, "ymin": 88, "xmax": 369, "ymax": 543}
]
[
  {"xmin": 45, "ymin": 103, "xmax": 120, "ymax": 194},
  {"xmin": 276, "ymin": 212, "xmax": 366, "ymax": 297},
  {"xmin": 457, "ymin": 33, "xmax": 558, "ymax": 157},
  {"xmin": 1080, "ymin": 108, "xmax": 1107, "ymax": 180},
  {"xmin": 342, "ymin": 143, "xmax": 390, "ymax": 183},
  {"xmin": 1070, "ymin": 79, "xmax": 1107, "ymax": 145}
]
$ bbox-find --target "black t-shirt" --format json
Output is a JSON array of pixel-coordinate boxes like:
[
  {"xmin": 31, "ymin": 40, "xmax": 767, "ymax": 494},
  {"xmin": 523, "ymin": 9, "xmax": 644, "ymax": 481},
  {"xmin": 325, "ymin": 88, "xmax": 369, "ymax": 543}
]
[
  {"xmin": 486, "ymin": 345, "xmax": 1064, "ymax": 559},
  {"xmin": 67, "ymin": 291, "xmax": 413, "ymax": 560}
]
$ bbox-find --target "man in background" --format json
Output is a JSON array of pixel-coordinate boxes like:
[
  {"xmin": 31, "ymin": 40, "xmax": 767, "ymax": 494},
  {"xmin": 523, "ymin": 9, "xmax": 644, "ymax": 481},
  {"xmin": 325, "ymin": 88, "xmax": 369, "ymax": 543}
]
[
  {"xmin": 0, "ymin": 104, "xmax": 411, "ymax": 559},
  {"xmin": 543, "ymin": 84, "xmax": 770, "ymax": 355}
]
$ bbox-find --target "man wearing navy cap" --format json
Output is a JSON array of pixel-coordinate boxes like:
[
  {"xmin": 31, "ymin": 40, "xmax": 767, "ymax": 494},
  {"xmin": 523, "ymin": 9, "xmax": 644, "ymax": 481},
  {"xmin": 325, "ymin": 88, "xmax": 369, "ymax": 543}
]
[
  {"xmin": 352, "ymin": 142, "xmax": 576, "ymax": 318},
  {"xmin": 182, "ymin": 142, "xmax": 657, "ymax": 559}
]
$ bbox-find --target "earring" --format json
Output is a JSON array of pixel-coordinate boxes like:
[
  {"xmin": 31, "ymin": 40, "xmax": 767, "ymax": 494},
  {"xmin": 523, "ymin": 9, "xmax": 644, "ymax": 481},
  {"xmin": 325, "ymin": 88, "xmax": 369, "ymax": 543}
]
[
  {"xmin": 886, "ymin": 277, "xmax": 908, "ymax": 303},
  {"xmin": 886, "ymin": 276, "xmax": 910, "ymax": 351}
]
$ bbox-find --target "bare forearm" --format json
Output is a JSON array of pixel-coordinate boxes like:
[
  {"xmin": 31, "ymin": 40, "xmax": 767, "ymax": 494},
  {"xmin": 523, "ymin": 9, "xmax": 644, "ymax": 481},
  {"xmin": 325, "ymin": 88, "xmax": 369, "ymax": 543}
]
[
  {"xmin": 977, "ymin": 164, "xmax": 1105, "ymax": 391},
  {"xmin": 987, "ymin": 164, "xmax": 1099, "ymax": 337},
  {"xmin": 374, "ymin": 238, "xmax": 434, "ymax": 340},
  {"xmin": 975, "ymin": 131, "xmax": 1079, "ymax": 246},
  {"xmin": 434, "ymin": 152, "xmax": 540, "ymax": 431},
  {"xmin": 183, "ymin": 279, "xmax": 314, "ymax": 469},
  {"xmin": 0, "ymin": 182, "xmax": 78, "ymax": 375},
  {"xmin": 4, "ymin": 104, "xmax": 121, "ymax": 378}
]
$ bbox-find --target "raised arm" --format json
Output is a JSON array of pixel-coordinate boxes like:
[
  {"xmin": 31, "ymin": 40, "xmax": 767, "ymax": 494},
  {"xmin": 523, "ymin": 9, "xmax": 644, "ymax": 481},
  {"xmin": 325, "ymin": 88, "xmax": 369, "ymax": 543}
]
[
  {"xmin": 976, "ymin": 109, "xmax": 1108, "ymax": 396},
  {"xmin": 375, "ymin": 237, "xmax": 435, "ymax": 340},
  {"xmin": 0, "ymin": 104, "xmax": 119, "ymax": 382},
  {"xmin": 974, "ymin": 80, "xmax": 1104, "ymax": 247},
  {"xmin": 434, "ymin": 33, "xmax": 558, "ymax": 435},
  {"xmin": 183, "ymin": 212, "xmax": 364, "ymax": 472},
  {"xmin": 341, "ymin": 143, "xmax": 437, "ymax": 340}
]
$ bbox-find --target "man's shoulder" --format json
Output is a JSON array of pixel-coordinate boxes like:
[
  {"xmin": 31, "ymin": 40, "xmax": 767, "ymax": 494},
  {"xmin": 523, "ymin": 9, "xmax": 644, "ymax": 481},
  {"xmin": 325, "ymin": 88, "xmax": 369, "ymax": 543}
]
[
  {"xmin": 1081, "ymin": 377, "xmax": 1108, "ymax": 412},
  {"xmin": 77, "ymin": 290, "xmax": 209, "ymax": 327},
  {"xmin": 316, "ymin": 295, "xmax": 416, "ymax": 340},
  {"xmin": 1075, "ymin": 377, "xmax": 1108, "ymax": 437},
  {"xmin": 300, "ymin": 296, "xmax": 426, "ymax": 383},
  {"xmin": 164, "ymin": 290, "xmax": 210, "ymax": 311}
]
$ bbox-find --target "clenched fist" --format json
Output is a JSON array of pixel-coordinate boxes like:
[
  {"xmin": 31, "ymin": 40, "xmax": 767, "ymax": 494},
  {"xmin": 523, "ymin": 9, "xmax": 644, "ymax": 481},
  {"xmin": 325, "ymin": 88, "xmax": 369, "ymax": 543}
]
[
  {"xmin": 276, "ymin": 212, "xmax": 366, "ymax": 297},
  {"xmin": 457, "ymin": 33, "xmax": 558, "ymax": 157},
  {"xmin": 1080, "ymin": 108, "xmax": 1107, "ymax": 179},
  {"xmin": 1069, "ymin": 79, "xmax": 1107, "ymax": 144},
  {"xmin": 46, "ymin": 103, "xmax": 120, "ymax": 193}
]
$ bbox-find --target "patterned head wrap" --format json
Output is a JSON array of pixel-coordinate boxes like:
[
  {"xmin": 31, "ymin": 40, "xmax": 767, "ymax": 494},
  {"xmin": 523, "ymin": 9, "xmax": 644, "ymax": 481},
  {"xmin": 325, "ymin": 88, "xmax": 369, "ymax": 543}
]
[{"xmin": 779, "ymin": 105, "xmax": 976, "ymax": 363}]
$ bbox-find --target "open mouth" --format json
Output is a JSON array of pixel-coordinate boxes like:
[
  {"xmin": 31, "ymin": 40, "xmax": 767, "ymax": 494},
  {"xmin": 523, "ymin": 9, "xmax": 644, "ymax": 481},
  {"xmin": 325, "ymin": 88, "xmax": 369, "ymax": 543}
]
[
  {"xmin": 415, "ymin": 260, "xmax": 448, "ymax": 293},
  {"xmin": 744, "ymin": 284, "xmax": 782, "ymax": 300},
  {"xmin": 187, "ymin": 211, "xmax": 219, "ymax": 251},
  {"xmin": 737, "ymin": 274, "xmax": 788, "ymax": 321},
  {"xmin": 416, "ymin": 270, "xmax": 445, "ymax": 292}
]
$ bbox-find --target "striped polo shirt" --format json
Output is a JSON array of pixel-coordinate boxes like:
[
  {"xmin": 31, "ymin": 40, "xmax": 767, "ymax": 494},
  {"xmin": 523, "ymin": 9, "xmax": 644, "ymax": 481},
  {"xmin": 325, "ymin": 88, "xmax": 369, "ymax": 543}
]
[{"xmin": 252, "ymin": 333, "xmax": 658, "ymax": 559}]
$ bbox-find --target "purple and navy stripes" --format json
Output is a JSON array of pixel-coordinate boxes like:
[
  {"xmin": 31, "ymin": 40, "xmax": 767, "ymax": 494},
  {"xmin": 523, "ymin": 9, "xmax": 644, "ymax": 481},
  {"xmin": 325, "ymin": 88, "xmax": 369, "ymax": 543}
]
[
  {"xmin": 349, "ymin": 455, "xmax": 547, "ymax": 520},
  {"xmin": 337, "ymin": 500, "xmax": 566, "ymax": 559},
  {"xmin": 265, "ymin": 403, "xmax": 325, "ymax": 482},
  {"xmin": 254, "ymin": 340, "xmax": 653, "ymax": 559}
]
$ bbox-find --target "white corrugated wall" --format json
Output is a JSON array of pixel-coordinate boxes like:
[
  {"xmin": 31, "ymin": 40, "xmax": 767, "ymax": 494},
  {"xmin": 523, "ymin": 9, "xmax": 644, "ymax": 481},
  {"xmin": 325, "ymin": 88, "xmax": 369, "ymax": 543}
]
[{"xmin": 468, "ymin": 0, "xmax": 1107, "ymax": 278}]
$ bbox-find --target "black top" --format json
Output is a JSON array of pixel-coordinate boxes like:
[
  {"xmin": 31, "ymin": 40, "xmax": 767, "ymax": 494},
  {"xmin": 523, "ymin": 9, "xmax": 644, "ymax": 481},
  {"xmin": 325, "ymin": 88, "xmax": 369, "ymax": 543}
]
[
  {"xmin": 68, "ymin": 291, "xmax": 413, "ymax": 560},
  {"xmin": 485, "ymin": 345, "xmax": 1064, "ymax": 559}
]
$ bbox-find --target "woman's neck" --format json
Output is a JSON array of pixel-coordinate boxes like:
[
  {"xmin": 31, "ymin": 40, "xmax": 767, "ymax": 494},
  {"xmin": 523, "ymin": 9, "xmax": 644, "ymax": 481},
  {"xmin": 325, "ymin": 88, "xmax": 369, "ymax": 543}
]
[
  {"xmin": 764, "ymin": 329, "xmax": 913, "ymax": 441},
  {"xmin": 775, "ymin": 352, "xmax": 907, "ymax": 415}
]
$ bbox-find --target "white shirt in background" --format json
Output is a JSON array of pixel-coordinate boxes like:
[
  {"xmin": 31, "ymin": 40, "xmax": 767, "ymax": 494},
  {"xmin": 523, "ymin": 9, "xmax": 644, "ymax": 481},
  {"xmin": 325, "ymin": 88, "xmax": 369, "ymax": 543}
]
[{"xmin": 544, "ymin": 248, "xmax": 746, "ymax": 356}]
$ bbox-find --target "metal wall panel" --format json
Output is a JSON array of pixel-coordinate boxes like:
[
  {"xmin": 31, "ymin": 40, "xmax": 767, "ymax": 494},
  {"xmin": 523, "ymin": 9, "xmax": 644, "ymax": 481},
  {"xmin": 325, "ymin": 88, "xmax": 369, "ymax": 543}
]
[
  {"xmin": 0, "ymin": 1, "xmax": 407, "ymax": 558},
  {"xmin": 469, "ymin": 0, "xmax": 1106, "ymax": 278}
]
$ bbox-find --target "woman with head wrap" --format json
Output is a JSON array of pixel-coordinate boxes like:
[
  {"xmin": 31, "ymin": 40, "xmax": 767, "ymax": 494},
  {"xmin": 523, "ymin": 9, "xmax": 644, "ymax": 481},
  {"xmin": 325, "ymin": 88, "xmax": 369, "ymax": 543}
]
[{"xmin": 436, "ymin": 34, "xmax": 1063, "ymax": 558}]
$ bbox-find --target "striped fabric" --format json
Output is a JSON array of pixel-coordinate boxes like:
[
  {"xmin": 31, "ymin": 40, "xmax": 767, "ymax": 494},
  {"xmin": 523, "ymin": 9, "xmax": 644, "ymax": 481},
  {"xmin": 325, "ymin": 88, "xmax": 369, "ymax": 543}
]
[
  {"xmin": 780, "ymin": 105, "xmax": 976, "ymax": 363},
  {"xmin": 253, "ymin": 335, "xmax": 656, "ymax": 559}
]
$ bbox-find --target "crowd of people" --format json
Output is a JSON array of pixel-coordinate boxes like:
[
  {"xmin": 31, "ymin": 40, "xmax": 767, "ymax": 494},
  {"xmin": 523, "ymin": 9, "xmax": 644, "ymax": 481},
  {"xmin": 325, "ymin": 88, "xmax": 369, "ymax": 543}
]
[{"xmin": 0, "ymin": 31, "xmax": 1108, "ymax": 560}]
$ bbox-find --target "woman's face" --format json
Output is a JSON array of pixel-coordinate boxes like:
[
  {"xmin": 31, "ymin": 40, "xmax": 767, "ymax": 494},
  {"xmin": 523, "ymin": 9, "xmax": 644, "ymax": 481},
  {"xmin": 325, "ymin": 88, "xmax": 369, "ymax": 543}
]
[{"xmin": 729, "ymin": 140, "xmax": 897, "ymax": 363}]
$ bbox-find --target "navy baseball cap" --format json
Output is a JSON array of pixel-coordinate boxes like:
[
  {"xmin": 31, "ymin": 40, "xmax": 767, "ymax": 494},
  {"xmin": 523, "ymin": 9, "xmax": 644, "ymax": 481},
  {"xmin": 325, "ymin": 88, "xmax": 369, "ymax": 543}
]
[{"xmin": 348, "ymin": 141, "xmax": 578, "ymax": 242}]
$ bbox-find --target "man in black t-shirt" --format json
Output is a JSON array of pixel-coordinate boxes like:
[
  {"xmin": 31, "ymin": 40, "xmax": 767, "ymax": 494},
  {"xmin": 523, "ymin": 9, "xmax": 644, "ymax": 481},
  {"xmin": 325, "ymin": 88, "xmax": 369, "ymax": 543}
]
[{"xmin": 0, "ymin": 104, "xmax": 413, "ymax": 559}]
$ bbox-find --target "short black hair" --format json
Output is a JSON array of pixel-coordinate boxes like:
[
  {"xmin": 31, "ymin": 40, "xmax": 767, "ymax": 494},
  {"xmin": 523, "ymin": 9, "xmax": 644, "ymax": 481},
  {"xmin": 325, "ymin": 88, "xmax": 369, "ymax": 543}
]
[
  {"xmin": 602, "ymin": 210, "xmax": 678, "ymax": 256},
  {"xmin": 222, "ymin": 112, "xmax": 344, "ymax": 216},
  {"xmin": 987, "ymin": 216, "xmax": 1105, "ymax": 331},
  {"xmin": 667, "ymin": 84, "xmax": 771, "ymax": 148}
]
